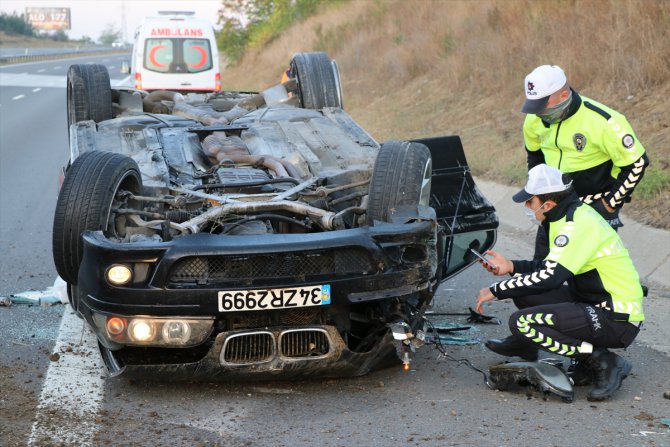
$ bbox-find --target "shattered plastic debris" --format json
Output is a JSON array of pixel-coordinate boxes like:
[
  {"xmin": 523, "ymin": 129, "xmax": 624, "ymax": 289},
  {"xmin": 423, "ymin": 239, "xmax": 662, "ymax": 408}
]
[
  {"xmin": 489, "ymin": 360, "xmax": 575, "ymax": 402},
  {"xmin": 7, "ymin": 276, "xmax": 69, "ymax": 306},
  {"xmin": 425, "ymin": 319, "xmax": 480, "ymax": 345},
  {"xmin": 466, "ymin": 307, "xmax": 501, "ymax": 325},
  {"xmin": 660, "ymin": 419, "xmax": 670, "ymax": 430},
  {"xmin": 426, "ymin": 334, "xmax": 480, "ymax": 345}
]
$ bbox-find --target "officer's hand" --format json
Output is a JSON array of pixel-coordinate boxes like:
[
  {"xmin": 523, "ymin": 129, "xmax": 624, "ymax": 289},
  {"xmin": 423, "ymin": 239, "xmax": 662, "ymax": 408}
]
[
  {"xmin": 601, "ymin": 198, "xmax": 616, "ymax": 214},
  {"xmin": 475, "ymin": 287, "xmax": 496, "ymax": 314},
  {"xmin": 484, "ymin": 250, "xmax": 514, "ymax": 276}
]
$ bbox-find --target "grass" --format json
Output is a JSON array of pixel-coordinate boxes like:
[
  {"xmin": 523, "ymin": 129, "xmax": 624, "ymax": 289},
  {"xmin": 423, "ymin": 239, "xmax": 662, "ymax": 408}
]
[
  {"xmin": 0, "ymin": 31, "xmax": 87, "ymax": 48},
  {"xmin": 223, "ymin": 0, "xmax": 670, "ymax": 228}
]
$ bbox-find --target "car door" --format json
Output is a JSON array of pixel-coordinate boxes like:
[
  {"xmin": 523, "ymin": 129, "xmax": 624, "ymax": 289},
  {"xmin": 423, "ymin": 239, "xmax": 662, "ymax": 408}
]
[{"xmin": 412, "ymin": 136, "xmax": 499, "ymax": 282}]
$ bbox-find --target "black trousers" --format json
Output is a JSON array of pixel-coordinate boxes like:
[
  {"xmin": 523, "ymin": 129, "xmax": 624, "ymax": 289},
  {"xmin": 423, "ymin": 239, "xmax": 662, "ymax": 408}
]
[{"xmin": 508, "ymin": 286, "xmax": 639, "ymax": 357}]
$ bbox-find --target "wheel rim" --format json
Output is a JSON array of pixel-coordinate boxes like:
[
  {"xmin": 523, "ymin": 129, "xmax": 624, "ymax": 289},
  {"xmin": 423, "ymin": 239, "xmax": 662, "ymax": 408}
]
[
  {"xmin": 419, "ymin": 158, "xmax": 432, "ymax": 206},
  {"xmin": 66, "ymin": 80, "xmax": 76, "ymax": 128},
  {"xmin": 103, "ymin": 170, "xmax": 140, "ymax": 238}
]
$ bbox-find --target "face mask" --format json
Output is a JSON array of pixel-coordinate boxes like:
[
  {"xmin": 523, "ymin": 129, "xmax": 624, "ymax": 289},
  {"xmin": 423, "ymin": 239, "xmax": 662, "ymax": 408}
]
[
  {"xmin": 524, "ymin": 202, "xmax": 546, "ymax": 226},
  {"xmin": 538, "ymin": 90, "xmax": 573, "ymax": 124}
]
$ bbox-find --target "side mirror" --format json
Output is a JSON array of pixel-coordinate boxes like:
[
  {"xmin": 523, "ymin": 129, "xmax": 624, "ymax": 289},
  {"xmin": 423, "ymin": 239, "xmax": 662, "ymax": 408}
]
[{"xmin": 120, "ymin": 61, "xmax": 130, "ymax": 74}]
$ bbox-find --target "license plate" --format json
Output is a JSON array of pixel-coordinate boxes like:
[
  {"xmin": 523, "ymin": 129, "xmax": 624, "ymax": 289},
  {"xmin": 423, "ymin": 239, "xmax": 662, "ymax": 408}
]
[{"xmin": 217, "ymin": 285, "xmax": 331, "ymax": 312}]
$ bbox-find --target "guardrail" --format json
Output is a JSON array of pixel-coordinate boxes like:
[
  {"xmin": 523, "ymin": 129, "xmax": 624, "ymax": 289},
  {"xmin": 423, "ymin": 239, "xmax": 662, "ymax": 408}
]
[{"xmin": 0, "ymin": 48, "xmax": 129, "ymax": 66}]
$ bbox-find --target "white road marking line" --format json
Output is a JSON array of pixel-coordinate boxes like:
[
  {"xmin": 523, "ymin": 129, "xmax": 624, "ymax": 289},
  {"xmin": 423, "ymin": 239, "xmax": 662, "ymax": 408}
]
[
  {"xmin": 12, "ymin": 94, "xmax": 25, "ymax": 100},
  {"xmin": 109, "ymin": 65, "xmax": 116, "ymax": 69},
  {"xmin": 32, "ymin": 88, "xmax": 42, "ymax": 92},
  {"xmin": 28, "ymin": 306, "xmax": 105, "ymax": 446},
  {"xmin": 53, "ymin": 66, "xmax": 61, "ymax": 70},
  {"xmin": 37, "ymin": 69, "xmax": 46, "ymax": 73}
]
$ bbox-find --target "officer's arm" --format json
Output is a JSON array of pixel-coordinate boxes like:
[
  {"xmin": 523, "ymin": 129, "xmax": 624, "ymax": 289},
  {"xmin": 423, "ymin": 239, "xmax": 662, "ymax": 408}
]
[
  {"xmin": 488, "ymin": 260, "xmax": 572, "ymax": 300},
  {"xmin": 523, "ymin": 115, "xmax": 544, "ymax": 170},
  {"xmin": 598, "ymin": 113, "xmax": 650, "ymax": 209},
  {"xmin": 511, "ymin": 259, "xmax": 543, "ymax": 274},
  {"xmin": 526, "ymin": 146, "xmax": 545, "ymax": 170},
  {"xmin": 604, "ymin": 153, "xmax": 650, "ymax": 209}
]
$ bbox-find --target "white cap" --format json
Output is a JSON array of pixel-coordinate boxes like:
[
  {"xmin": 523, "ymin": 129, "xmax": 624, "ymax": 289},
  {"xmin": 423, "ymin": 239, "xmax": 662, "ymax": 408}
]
[
  {"xmin": 521, "ymin": 65, "xmax": 567, "ymax": 114},
  {"xmin": 512, "ymin": 164, "xmax": 572, "ymax": 202}
]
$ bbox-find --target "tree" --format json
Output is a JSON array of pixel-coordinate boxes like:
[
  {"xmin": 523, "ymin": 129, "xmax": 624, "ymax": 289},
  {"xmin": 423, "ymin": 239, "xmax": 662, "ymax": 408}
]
[
  {"xmin": 51, "ymin": 29, "xmax": 69, "ymax": 41},
  {"xmin": 0, "ymin": 12, "xmax": 34, "ymax": 36},
  {"xmin": 216, "ymin": 0, "xmax": 321, "ymax": 64},
  {"xmin": 99, "ymin": 23, "xmax": 121, "ymax": 45}
]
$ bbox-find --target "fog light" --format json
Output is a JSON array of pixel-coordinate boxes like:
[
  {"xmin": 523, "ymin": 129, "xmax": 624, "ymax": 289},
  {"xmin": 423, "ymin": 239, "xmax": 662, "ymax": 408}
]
[
  {"xmin": 162, "ymin": 320, "xmax": 192, "ymax": 344},
  {"xmin": 128, "ymin": 319, "xmax": 155, "ymax": 342},
  {"xmin": 107, "ymin": 264, "xmax": 133, "ymax": 286},
  {"xmin": 106, "ymin": 317, "xmax": 126, "ymax": 336}
]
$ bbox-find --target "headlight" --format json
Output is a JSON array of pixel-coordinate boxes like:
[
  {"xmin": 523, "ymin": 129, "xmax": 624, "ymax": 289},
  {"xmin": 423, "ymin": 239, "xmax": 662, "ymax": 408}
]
[
  {"xmin": 162, "ymin": 320, "xmax": 192, "ymax": 344},
  {"xmin": 106, "ymin": 264, "xmax": 133, "ymax": 285},
  {"xmin": 106, "ymin": 317, "xmax": 126, "ymax": 335},
  {"xmin": 94, "ymin": 313, "xmax": 214, "ymax": 347},
  {"xmin": 128, "ymin": 319, "xmax": 156, "ymax": 342}
]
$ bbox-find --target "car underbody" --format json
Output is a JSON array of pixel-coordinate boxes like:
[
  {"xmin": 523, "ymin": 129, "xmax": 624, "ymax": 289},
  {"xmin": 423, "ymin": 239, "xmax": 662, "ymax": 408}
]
[{"xmin": 54, "ymin": 52, "xmax": 498, "ymax": 379}]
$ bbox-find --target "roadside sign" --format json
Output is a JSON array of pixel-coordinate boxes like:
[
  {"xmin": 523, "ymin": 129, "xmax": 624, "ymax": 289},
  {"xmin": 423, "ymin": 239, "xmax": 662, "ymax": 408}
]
[{"xmin": 25, "ymin": 7, "xmax": 71, "ymax": 31}]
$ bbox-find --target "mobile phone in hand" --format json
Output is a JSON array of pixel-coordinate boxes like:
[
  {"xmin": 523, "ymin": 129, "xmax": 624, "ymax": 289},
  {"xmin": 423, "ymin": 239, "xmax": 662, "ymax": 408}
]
[{"xmin": 470, "ymin": 248, "xmax": 496, "ymax": 270}]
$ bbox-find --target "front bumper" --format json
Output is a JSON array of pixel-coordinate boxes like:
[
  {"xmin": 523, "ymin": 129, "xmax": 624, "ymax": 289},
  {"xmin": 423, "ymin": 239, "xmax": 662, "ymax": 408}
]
[
  {"xmin": 76, "ymin": 216, "xmax": 440, "ymax": 377},
  {"xmin": 99, "ymin": 325, "xmax": 399, "ymax": 380}
]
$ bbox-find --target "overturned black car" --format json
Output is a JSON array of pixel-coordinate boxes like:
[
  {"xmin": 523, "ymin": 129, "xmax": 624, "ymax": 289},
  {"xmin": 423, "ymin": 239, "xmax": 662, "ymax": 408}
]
[{"xmin": 53, "ymin": 52, "xmax": 498, "ymax": 379}]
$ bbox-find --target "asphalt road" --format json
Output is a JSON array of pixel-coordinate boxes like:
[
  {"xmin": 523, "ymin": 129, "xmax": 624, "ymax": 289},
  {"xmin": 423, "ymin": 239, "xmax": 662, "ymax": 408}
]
[{"xmin": 1, "ymin": 56, "xmax": 669, "ymax": 447}]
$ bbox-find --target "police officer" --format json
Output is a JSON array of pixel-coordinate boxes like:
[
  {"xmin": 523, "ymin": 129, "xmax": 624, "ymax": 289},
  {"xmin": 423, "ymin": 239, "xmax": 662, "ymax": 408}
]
[
  {"xmin": 475, "ymin": 164, "xmax": 644, "ymax": 401},
  {"xmin": 521, "ymin": 65, "xmax": 650, "ymax": 259}
]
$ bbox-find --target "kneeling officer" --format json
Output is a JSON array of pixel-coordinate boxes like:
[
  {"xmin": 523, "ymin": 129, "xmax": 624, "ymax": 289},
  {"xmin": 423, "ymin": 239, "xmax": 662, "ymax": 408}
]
[{"xmin": 475, "ymin": 164, "xmax": 644, "ymax": 401}]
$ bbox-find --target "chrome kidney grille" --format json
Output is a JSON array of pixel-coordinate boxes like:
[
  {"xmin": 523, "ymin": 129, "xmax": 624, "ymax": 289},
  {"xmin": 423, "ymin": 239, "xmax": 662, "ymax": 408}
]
[
  {"xmin": 279, "ymin": 328, "xmax": 330, "ymax": 358},
  {"xmin": 220, "ymin": 328, "xmax": 332, "ymax": 365},
  {"xmin": 221, "ymin": 331, "xmax": 275, "ymax": 365}
]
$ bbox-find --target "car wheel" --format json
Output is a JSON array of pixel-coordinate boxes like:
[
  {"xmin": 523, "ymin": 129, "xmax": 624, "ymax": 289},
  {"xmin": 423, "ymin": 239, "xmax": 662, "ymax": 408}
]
[
  {"xmin": 53, "ymin": 151, "xmax": 142, "ymax": 285},
  {"xmin": 290, "ymin": 52, "xmax": 343, "ymax": 109},
  {"xmin": 67, "ymin": 64, "xmax": 113, "ymax": 128},
  {"xmin": 367, "ymin": 140, "xmax": 432, "ymax": 224}
]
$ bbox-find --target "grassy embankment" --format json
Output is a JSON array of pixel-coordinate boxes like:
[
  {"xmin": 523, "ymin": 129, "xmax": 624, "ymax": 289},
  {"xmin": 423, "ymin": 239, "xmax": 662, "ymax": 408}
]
[
  {"xmin": 0, "ymin": 31, "xmax": 84, "ymax": 48},
  {"xmin": 221, "ymin": 0, "xmax": 670, "ymax": 229}
]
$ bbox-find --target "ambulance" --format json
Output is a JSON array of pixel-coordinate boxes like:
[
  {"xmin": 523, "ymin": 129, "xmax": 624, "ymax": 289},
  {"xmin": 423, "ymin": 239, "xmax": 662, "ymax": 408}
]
[{"xmin": 127, "ymin": 11, "xmax": 221, "ymax": 92}]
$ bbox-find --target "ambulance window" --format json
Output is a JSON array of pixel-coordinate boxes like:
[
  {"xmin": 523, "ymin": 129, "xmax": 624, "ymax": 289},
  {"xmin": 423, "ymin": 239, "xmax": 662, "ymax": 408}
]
[
  {"xmin": 183, "ymin": 39, "xmax": 212, "ymax": 73},
  {"xmin": 144, "ymin": 39, "xmax": 174, "ymax": 73}
]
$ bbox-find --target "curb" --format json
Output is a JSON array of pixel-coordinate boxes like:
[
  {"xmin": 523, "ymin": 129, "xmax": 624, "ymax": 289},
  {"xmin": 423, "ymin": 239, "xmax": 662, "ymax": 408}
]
[{"xmin": 474, "ymin": 177, "xmax": 670, "ymax": 289}]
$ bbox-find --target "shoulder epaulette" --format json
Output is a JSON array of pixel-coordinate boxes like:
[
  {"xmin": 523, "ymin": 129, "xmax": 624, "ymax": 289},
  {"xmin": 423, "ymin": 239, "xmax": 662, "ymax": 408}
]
[{"xmin": 583, "ymin": 101, "xmax": 611, "ymax": 120}]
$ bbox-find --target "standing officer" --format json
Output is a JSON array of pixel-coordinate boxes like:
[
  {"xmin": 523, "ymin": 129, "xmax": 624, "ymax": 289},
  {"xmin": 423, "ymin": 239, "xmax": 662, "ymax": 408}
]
[
  {"xmin": 521, "ymin": 65, "xmax": 650, "ymax": 259},
  {"xmin": 475, "ymin": 164, "xmax": 644, "ymax": 401}
]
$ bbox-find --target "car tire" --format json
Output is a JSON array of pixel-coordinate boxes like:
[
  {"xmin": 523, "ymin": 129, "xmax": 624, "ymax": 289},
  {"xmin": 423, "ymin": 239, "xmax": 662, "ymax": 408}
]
[
  {"xmin": 367, "ymin": 140, "xmax": 432, "ymax": 225},
  {"xmin": 53, "ymin": 151, "xmax": 142, "ymax": 285},
  {"xmin": 67, "ymin": 64, "xmax": 113, "ymax": 128},
  {"xmin": 291, "ymin": 52, "xmax": 343, "ymax": 109}
]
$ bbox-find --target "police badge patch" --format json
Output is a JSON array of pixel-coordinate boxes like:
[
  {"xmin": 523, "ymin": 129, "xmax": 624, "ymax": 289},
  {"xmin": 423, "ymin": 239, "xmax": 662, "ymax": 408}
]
[
  {"xmin": 622, "ymin": 134, "xmax": 635, "ymax": 148},
  {"xmin": 573, "ymin": 133, "xmax": 586, "ymax": 151},
  {"xmin": 554, "ymin": 234, "xmax": 569, "ymax": 247}
]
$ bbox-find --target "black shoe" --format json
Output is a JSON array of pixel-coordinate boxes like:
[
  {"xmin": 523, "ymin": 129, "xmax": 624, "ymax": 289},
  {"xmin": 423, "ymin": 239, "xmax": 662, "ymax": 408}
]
[
  {"xmin": 567, "ymin": 358, "xmax": 594, "ymax": 386},
  {"xmin": 586, "ymin": 349, "xmax": 632, "ymax": 401},
  {"xmin": 485, "ymin": 336, "xmax": 539, "ymax": 361}
]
